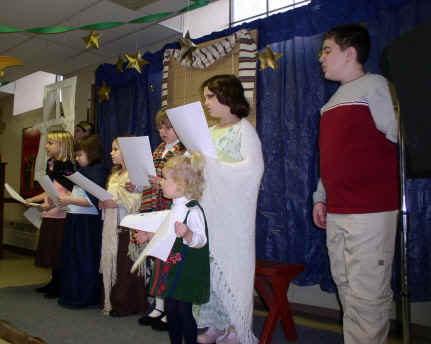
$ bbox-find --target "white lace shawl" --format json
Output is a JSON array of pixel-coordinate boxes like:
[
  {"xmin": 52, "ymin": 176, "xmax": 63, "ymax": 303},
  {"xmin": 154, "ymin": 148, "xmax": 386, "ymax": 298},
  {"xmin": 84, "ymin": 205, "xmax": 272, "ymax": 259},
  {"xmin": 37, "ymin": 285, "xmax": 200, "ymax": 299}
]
[
  {"xmin": 200, "ymin": 119, "xmax": 264, "ymax": 344},
  {"xmin": 100, "ymin": 170, "xmax": 142, "ymax": 313}
]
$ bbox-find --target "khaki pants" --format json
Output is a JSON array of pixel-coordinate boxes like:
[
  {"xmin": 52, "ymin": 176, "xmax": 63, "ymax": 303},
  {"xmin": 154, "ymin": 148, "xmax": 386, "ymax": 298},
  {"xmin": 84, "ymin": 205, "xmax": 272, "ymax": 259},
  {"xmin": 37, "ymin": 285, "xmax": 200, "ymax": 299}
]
[{"xmin": 326, "ymin": 211, "xmax": 398, "ymax": 344}]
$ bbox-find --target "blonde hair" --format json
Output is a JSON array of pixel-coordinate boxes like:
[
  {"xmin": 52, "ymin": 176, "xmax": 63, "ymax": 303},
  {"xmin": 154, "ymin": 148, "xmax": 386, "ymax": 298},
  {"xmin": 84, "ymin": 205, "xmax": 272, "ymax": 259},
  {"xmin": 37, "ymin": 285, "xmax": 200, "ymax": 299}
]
[
  {"xmin": 47, "ymin": 130, "xmax": 74, "ymax": 162},
  {"xmin": 155, "ymin": 110, "xmax": 173, "ymax": 129},
  {"xmin": 164, "ymin": 152, "xmax": 205, "ymax": 200}
]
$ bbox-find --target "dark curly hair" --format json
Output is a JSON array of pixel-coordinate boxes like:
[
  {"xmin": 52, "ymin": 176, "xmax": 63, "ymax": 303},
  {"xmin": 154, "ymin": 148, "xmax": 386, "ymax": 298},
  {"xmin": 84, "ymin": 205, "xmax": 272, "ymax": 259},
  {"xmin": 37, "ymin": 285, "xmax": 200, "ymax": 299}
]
[
  {"xmin": 323, "ymin": 24, "xmax": 370, "ymax": 65},
  {"xmin": 201, "ymin": 74, "xmax": 249, "ymax": 119}
]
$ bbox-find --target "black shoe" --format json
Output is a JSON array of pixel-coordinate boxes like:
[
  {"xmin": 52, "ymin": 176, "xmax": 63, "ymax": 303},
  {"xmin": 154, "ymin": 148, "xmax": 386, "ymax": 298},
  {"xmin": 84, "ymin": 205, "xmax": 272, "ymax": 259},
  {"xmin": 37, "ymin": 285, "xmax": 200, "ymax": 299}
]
[
  {"xmin": 138, "ymin": 309, "xmax": 165, "ymax": 326},
  {"xmin": 44, "ymin": 289, "xmax": 59, "ymax": 299},
  {"xmin": 109, "ymin": 310, "xmax": 122, "ymax": 317},
  {"xmin": 138, "ymin": 314, "xmax": 154, "ymax": 326},
  {"xmin": 35, "ymin": 281, "xmax": 53, "ymax": 293},
  {"xmin": 151, "ymin": 317, "xmax": 169, "ymax": 331}
]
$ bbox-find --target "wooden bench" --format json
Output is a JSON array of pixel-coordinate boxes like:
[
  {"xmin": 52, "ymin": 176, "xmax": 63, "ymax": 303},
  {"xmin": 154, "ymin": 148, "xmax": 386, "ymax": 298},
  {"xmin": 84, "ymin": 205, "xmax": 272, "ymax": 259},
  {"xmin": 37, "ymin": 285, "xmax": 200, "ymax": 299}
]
[
  {"xmin": 0, "ymin": 320, "xmax": 46, "ymax": 344},
  {"xmin": 254, "ymin": 260, "xmax": 305, "ymax": 343}
]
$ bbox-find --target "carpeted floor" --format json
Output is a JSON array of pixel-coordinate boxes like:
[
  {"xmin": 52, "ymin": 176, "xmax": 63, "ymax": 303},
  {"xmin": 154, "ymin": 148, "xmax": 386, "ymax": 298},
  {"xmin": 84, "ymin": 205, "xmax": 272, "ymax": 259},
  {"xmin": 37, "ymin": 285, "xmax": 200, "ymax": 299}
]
[{"xmin": 0, "ymin": 285, "xmax": 344, "ymax": 344}]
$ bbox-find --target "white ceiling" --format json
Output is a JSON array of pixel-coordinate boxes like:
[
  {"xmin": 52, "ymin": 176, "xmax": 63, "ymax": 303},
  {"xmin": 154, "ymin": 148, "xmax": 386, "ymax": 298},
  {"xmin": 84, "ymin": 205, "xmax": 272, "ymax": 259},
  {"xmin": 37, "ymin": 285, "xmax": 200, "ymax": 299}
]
[{"xmin": 0, "ymin": 0, "xmax": 206, "ymax": 83}]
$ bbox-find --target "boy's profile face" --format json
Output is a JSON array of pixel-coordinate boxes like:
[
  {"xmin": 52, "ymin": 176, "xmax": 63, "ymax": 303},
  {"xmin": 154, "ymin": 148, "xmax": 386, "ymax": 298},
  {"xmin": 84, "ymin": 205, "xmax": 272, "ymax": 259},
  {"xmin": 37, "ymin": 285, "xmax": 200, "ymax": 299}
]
[
  {"xmin": 319, "ymin": 38, "xmax": 350, "ymax": 83},
  {"xmin": 159, "ymin": 125, "xmax": 178, "ymax": 144}
]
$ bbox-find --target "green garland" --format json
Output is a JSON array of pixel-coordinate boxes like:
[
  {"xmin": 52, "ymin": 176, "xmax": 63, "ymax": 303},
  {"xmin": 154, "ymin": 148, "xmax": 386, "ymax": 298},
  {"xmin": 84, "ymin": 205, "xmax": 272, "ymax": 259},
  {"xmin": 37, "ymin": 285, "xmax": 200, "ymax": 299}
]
[{"xmin": 0, "ymin": 1, "xmax": 211, "ymax": 34}]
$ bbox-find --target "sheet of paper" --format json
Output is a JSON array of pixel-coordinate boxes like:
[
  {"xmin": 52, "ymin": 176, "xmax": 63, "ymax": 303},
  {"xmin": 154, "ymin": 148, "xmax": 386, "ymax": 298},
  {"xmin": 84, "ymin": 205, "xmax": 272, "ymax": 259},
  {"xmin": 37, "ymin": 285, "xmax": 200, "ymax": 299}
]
[
  {"xmin": 120, "ymin": 210, "xmax": 170, "ymax": 232},
  {"xmin": 36, "ymin": 175, "xmax": 60, "ymax": 202},
  {"xmin": 4, "ymin": 183, "xmax": 39, "ymax": 206},
  {"xmin": 131, "ymin": 213, "xmax": 177, "ymax": 273},
  {"xmin": 166, "ymin": 101, "xmax": 217, "ymax": 158},
  {"xmin": 66, "ymin": 172, "xmax": 113, "ymax": 201},
  {"xmin": 117, "ymin": 136, "xmax": 156, "ymax": 187},
  {"xmin": 23, "ymin": 207, "xmax": 42, "ymax": 229}
]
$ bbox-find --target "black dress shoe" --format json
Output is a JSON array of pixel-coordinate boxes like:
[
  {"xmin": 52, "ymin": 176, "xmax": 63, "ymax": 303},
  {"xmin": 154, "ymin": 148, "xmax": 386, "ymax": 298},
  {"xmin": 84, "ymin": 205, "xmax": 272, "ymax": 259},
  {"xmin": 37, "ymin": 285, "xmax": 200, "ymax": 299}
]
[
  {"xmin": 35, "ymin": 282, "xmax": 53, "ymax": 293},
  {"xmin": 138, "ymin": 309, "xmax": 165, "ymax": 326},
  {"xmin": 151, "ymin": 317, "xmax": 169, "ymax": 331},
  {"xmin": 138, "ymin": 314, "xmax": 154, "ymax": 326},
  {"xmin": 44, "ymin": 289, "xmax": 59, "ymax": 299}
]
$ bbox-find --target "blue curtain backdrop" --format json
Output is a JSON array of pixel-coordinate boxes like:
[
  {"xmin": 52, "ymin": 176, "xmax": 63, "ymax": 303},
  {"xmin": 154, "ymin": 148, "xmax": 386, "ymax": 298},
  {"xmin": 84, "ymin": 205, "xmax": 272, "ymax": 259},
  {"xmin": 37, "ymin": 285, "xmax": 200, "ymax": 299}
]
[{"xmin": 96, "ymin": 0, "xmax": 431, "ymax": 301}]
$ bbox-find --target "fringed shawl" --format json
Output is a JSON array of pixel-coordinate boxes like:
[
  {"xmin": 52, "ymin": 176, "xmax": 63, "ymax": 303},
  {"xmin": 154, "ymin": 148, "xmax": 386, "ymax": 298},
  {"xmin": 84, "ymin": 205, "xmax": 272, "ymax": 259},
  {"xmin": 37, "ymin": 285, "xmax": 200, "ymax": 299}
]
[
  {"xmin": 100, "ymin": 170, "xmax": 142, "ymax": 313},
  {"xmin": 199, "ymin": 119, "xmax": 264, "ymax": 344}
]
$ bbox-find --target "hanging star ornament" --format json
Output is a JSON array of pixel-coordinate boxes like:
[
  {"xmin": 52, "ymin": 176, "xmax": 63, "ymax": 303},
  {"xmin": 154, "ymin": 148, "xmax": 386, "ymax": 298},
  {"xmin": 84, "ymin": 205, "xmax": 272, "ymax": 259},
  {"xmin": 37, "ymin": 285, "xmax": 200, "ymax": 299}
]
[
  {"xmin": 125, "ymin": 51, "xmax": 149, "ymax": 73},
  {"xmin": 82, "ymin": 31, "xmax": 102, "ymax": 49},
  {"xmin": 0, "ymin": 56, "xmax": 23, "ymax": 78},
  {"xmin": 256, "ymin": 46, "xmax": 283, "ymax": 71},
  {"xmin": 178, "ymin": 31, "xmax": 197, "ymax": 64},
  {"xmin": 116, "ymin": 55, "xmax": 125, "ymax": 72},
  {"xmin": 97, "ymin": 81, "xmax": 111, "ymax": 103}
]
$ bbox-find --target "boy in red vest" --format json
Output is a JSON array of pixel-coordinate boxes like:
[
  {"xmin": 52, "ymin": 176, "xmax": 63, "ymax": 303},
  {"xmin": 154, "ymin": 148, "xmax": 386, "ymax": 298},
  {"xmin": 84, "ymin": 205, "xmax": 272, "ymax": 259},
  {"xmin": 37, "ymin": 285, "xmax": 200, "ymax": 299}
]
[{"xmin": 313, "ymin": 24, "xmax": 399, "ymax": 344}]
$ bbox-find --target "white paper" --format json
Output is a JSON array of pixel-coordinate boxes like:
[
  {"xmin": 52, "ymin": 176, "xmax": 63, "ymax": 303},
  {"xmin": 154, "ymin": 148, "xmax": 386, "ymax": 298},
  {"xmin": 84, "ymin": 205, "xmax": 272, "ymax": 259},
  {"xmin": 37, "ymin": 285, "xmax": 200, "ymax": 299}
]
[
  {"xmin": 65, "ymin": 172, "xmax": 113, "ymax": 201},
  {"xmin": 131, "ymin": 213, "xmax": 177, "ymax": 272},
  {"xmin": 120, "ymin": 210, "xmax": 170, "ymax": 232},
  {"xmin": 36, "ymin": 175, "xmax": 61, "ymax": 202},
  {"xmin": 166, "ymin": 101, "xmax": 217, "ymax": 158},
  {"xmin": 117, "ymin": 136, "xmax": 156, "ymax": 187},
  {"xmin": 4, "ymin": 183, "xmax": 39, "ymax": 206},
  {"xmin": 23, "ymin": 207, "xmax": 42, "ymax": 229}
]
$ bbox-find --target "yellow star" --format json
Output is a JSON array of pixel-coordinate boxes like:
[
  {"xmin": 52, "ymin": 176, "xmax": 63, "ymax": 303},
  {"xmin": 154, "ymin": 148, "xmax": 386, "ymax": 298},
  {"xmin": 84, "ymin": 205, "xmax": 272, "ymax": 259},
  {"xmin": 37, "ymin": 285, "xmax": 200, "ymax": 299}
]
[
  {"xmin": 256, "ymin": 46, "xmax": 283, "ymax": 71},
  {"xmin": 178, "ymin": 31, "xmax": 197, "ymax": 64},
  {"xmin": 125, "ymin": 52, "xmax": 149, "ymax": 74},
  {"xmin": 97, "ymin": 81, "xmax": 111, "ymax": 103},
  {"xmin": 0, "ymin": 56, "xmax": 23, "ymax": 77},
  {"xmin": 82, "ymin": 31, "xmax": 102, "ymax": 49},
  {"xmin": 116, "ymin": 55, "xmax": 125, "ymax": 72}
]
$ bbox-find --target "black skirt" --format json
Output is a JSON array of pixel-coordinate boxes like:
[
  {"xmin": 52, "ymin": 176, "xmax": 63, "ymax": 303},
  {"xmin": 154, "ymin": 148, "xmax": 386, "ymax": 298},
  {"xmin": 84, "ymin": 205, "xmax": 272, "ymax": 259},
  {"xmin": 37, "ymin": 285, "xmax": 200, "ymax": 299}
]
[{"xmin": 59, "ymin": 213, "xmax": 103, "ymax": 307}]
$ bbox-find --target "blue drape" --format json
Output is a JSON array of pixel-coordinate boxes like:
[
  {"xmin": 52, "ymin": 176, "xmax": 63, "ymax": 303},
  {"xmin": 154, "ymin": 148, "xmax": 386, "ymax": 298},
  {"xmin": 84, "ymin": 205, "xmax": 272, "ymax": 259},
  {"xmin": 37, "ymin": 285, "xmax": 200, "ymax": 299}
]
[{"xmin": 96, "ymin": 0, "xmax": 431, "ymax": 300}]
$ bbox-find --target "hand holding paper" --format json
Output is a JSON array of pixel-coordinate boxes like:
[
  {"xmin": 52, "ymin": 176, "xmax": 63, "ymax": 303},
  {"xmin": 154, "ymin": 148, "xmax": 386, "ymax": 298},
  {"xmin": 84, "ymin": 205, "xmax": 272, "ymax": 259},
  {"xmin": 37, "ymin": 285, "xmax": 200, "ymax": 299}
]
[
  {"xmin": 65, "ymin": 172, "xmax": 113, "ymax": 201},
  {"xmin": 4, "ymin": 183, "xmax": 40, "ymax": 207},
  {"xmin": 118, "ymin": 136, "xmax": 156, "ymax": 187},
  {"xmin": 166, "ymin": 101, "xmax": 217, "ymax": 158}
]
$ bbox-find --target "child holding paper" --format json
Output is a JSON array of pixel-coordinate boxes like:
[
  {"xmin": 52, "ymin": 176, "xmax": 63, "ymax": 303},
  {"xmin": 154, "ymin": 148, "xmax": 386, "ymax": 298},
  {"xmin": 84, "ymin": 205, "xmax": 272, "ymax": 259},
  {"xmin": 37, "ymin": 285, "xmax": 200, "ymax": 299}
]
[
  {"xmin": 135, "ymin": 152, "xmax": 210, "ymax": 344},
  {"xmin": 99, "ymin": 137, "xmax": 148, "ymax": 316},
  {"xmin": 25, "ymin": 130, "xmax": 75, "ymax": 298},
  {"xmin": 127, "ymin": 110, "xmax": 185, "ymax": 330},
  {"xmin": 57, "ymin": 135, "xmax": 106, "ymax": 308}
]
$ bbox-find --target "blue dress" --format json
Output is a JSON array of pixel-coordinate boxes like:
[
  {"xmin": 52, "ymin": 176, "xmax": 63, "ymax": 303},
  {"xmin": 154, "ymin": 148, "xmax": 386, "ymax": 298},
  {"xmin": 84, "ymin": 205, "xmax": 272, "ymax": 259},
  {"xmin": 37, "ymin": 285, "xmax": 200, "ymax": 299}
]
[{"xmin": 59, "ymin": 163, "xmax": 107, "ymax": 307}]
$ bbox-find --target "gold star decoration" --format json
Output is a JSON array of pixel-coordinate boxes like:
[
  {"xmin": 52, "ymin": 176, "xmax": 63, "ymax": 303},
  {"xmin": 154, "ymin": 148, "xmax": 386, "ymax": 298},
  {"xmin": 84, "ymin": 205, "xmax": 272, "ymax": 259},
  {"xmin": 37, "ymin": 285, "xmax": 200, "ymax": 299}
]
[
  {"xmin": 178, "ymin": 31, "xmax": 197, "ymax": 64},
  {"xmin": 116, "ymin": 55, "xmax": 125, "ymax": 72},
  {"xmin": 256, "ymin": 46, "xmax": 283, "ymax": 71},
  {"xmin": 0, "ymin": 56, "xmax": 23, "ymax": 78},
  {"xmin": 97, "ymin": 81, "xmax": 111, "ymax": 103},
  {"xmin": 125, "ymin": 51, "xmax": 149, "ymax": 74},
  {"xmin": 82, "ymin": 31, "xmax": 102, "ymax": 49},
  {"xmin": 149, "ymin": 84, "xmax": 154, "ymax": 92}
]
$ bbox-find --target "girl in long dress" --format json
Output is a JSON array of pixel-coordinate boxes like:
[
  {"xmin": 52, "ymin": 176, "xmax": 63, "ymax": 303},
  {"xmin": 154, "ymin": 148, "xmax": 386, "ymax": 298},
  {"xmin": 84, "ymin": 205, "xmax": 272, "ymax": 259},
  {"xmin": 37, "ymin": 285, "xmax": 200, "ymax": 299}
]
[
  {"xmin": 99, "ymin": 137, "xmax": 148, "ymax": 316},
  {"xmin": 58, "ymin": 135, "xmax": 106, "ymax": 308},
  {"xmin": 197, "ymin": 75, "xmax": 264, "ymax": 344}
]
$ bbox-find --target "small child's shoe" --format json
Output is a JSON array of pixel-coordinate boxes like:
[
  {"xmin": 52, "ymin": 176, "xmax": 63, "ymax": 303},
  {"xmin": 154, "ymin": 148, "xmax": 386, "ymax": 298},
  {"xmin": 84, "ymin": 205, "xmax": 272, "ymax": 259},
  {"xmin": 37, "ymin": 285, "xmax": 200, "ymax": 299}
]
[
  {"xmin": 197, "ymin": 327, "xmax": 225, "ymax": 344},
  {"xmin": 216, "ymin": 328, "xmax": 237, "ymax": 344}
]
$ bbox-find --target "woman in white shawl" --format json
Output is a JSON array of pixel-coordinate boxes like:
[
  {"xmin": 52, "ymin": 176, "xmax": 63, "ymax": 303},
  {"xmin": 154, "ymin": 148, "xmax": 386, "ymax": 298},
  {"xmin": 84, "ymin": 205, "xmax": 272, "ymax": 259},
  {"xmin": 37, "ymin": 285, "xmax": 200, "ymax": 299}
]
[{"xmin": 197, "ymin": 75, "xmax": 264, "ymax": 344}]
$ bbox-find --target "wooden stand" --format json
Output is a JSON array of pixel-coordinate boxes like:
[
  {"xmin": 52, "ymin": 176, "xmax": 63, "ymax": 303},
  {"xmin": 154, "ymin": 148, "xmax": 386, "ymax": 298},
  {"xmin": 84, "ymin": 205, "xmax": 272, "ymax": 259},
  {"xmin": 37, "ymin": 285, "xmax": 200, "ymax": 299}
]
[{"xmin": 254, "ymin": 260, "xmax": 305, "ymax": 343}]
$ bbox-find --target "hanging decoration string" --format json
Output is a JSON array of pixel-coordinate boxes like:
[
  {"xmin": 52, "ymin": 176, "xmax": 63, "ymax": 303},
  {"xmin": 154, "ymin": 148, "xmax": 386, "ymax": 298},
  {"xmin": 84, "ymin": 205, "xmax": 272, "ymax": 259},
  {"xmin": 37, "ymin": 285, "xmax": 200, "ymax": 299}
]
[{"xmin": 0, "ymin": 1, "xmax": 211, "ymax": 34}]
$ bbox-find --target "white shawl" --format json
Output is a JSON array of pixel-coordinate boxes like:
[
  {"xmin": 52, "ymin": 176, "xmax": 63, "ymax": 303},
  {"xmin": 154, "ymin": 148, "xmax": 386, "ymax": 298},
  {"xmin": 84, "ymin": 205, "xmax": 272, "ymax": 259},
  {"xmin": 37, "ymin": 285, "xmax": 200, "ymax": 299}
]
[
  {"xmin": 100, "ymin": 170, "xmax": 142, "ymax": 313},
  {"xmin": 200, "ymin": 119, "xmax": 264, "ymax": 344}
]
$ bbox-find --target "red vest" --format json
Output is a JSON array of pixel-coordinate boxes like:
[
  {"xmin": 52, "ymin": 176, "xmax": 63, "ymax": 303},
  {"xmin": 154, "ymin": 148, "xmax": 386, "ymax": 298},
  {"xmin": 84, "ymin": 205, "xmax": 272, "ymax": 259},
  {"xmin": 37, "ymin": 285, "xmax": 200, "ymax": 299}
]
[{"xmin": 319, "ymin": 104, "xmax": 399, "ymax": 213}]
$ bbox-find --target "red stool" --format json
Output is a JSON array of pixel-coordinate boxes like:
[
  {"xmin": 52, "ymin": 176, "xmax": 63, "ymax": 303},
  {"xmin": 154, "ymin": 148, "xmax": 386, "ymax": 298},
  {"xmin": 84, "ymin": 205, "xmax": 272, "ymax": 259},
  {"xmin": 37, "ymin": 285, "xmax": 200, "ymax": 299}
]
[{"xmin": 254, "ymin": 260, "xmax": 305, "ymax": 343}]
